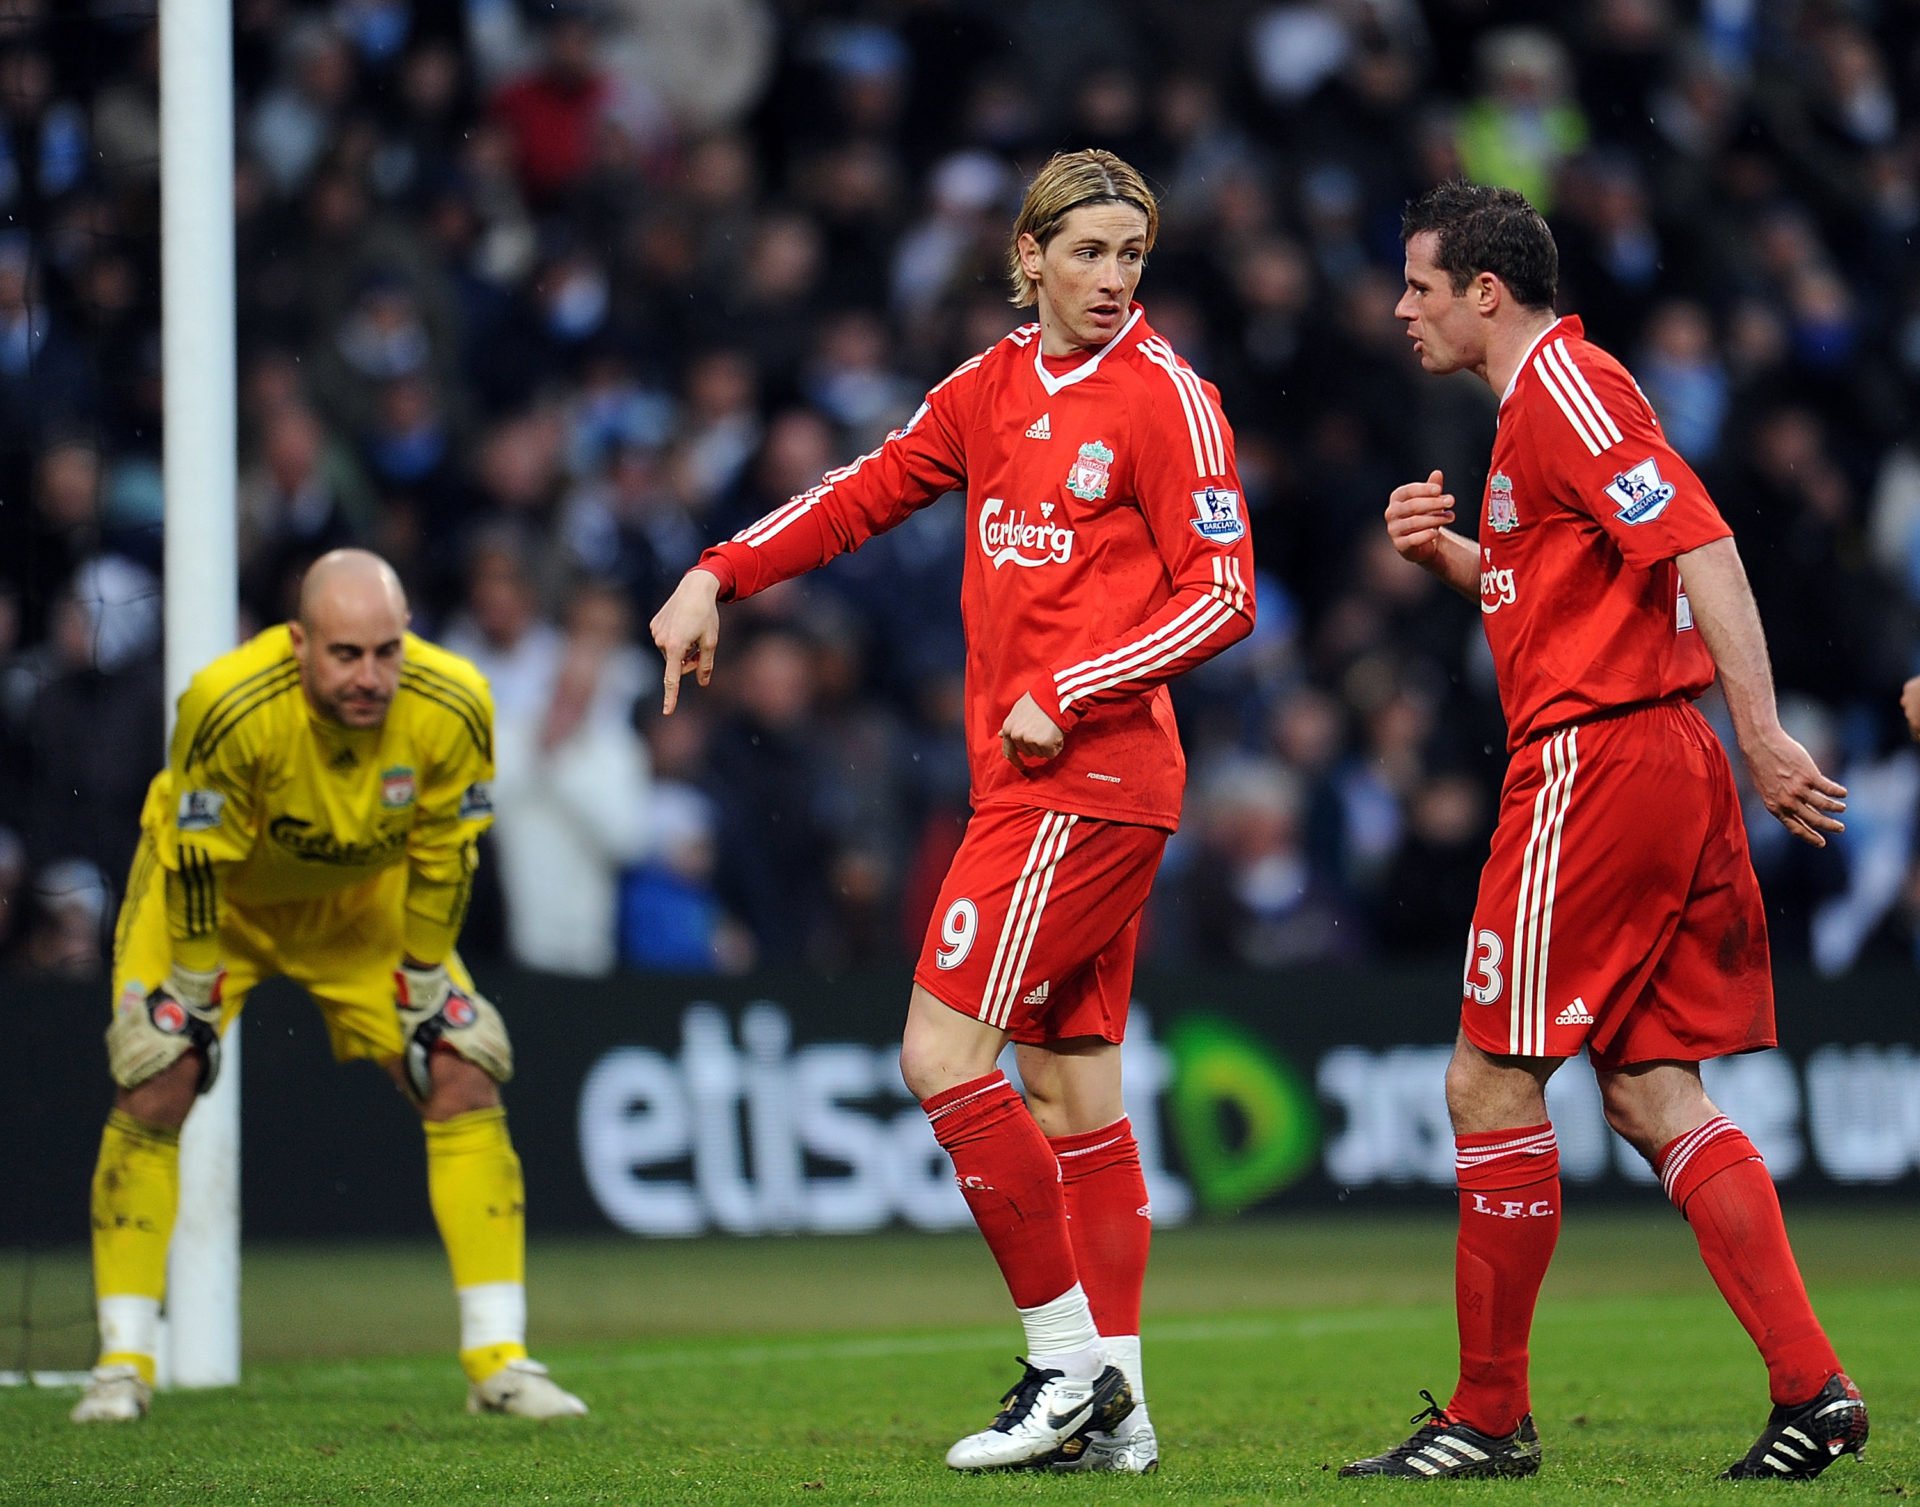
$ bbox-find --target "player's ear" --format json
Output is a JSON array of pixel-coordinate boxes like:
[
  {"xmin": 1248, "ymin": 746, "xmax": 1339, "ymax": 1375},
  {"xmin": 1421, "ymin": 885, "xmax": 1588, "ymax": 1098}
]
[{"xmin": 1017, "ymin": 230, "xmax": 1044, "ymax": 281}]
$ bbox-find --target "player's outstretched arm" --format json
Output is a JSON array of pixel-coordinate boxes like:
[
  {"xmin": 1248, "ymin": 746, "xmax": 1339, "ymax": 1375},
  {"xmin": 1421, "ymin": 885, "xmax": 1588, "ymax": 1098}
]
[
  {"xmin": 1676, "ymin": 536, "xmax": 1846, "ymax": 848},
  {"xmin": 1386, "ymin": 470, "xmax": 1479, "ymax": 599},
  {"xmin": 650, "ymin": 568, "xmax": 723, "ymax": 715}
]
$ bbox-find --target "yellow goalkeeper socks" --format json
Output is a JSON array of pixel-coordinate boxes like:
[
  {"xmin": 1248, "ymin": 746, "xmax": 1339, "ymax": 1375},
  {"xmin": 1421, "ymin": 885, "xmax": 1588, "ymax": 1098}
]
[
  {"xmin": 425, "ymin": 1106, "xmax": 530, "ymax": 1382},
  {"xmin": 89, "ymin": 1110, "xmax": 180, "ymax": 1383}
]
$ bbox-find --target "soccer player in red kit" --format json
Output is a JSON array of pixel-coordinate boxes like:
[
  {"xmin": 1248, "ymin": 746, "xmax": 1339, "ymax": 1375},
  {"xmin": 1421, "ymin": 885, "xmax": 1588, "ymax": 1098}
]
[
  {"xmin": 1342, "ymin": 182, "xmax": 1866, "ymax": 1483},
  {"xmin": 650, "ymin": 149, "xmax": 1255, "ymax": 1473}
]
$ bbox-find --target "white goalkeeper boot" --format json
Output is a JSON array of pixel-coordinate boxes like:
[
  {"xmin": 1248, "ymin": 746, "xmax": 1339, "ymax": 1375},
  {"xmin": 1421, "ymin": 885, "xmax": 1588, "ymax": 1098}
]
[
  {"xmin": 467, "ymin": 1358, "xmax": 588, "ymax": 1418},
  {"xmin": 70, "ymin": 1364, "xmax": 152, "ymax": 1423}
]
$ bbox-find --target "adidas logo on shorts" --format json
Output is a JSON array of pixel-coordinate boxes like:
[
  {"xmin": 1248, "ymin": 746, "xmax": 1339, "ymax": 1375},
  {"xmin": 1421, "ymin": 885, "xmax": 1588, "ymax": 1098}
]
[
  {"xmin": 1554, "ymin": 997, "xmax": 1594, "ymax": 1026},
  {"xmin": 1021, "ymin": 981, "xmax": 1051, "ymax": 1006}
]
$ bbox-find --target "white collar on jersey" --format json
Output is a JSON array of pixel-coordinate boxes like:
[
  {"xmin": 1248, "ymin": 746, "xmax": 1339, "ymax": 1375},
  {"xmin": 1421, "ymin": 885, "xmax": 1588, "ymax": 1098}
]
[
  {"xmin": 1031, "ymin": 306, "xmax": 1144, "ymax": 396},
  {"xmin": 1499, "ymin": 315, "xmax": 1568, "ymax": 409}
]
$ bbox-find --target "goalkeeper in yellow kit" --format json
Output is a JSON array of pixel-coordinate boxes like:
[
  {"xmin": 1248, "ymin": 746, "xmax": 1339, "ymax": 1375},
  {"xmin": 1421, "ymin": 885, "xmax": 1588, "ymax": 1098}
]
[{"xmin": 72, "ymin": 549, "xmax": 586, "ymax": 1423}]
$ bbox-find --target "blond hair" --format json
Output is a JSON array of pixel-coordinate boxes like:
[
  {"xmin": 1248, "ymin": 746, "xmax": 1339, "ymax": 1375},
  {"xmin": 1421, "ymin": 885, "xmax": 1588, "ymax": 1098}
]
[{"xmin": 1005, "ymin": 149, "xmax": 1159, "ymax": 307}]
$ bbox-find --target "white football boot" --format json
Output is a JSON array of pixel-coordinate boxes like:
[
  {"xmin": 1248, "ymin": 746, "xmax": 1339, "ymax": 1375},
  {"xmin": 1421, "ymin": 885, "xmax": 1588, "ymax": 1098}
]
[
  {"xmin": 69, "ymin": 1364, "xmax": 152, "ymax": 1423},
  {"xmin": 945, "ymin": 1359, "xmax": 1133, "ymax": 1472},
  {"xmin": 466, "ymin": 1358, "xmax": 588, "ymax": 1418}
]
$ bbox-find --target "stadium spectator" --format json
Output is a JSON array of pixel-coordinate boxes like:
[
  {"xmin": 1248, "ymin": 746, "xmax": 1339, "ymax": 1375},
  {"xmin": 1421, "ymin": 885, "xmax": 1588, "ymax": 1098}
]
[
  {"xmin": 651, "ymin": 147, "xmax": 1256, "ymax": 1475},
  {"xmin": 1177, "ymin": 755, "xmax": 1357, "ymax": 967},
  {"xmin": 622, "ymin": 697, "xmax": 756, "ymax": 972},
  {"xmin": 488, "ymin": 3, "xmax": 670, "ymax": 208},
  {"xmin": 0, "ymin": 236, "xmax": 92, "ymax": 490},
  {"xmin": 440, "ymin": 531, "xmax": 565, "ymax": 721},
  {"xmin": 17, "ymin": 555, "xmax": 163, "ymax": 888},
  {"xmin": 1634, "ymin": 299, "xmax": 1730, "ymax": 464},
  {"xmin": 247, "ymin": 19, "xmax": 358, "ymax": 198},
  {"xmin": 485, "ymin": 579, "xmax": 652, "ymax": 977},
  {"xmin": 698, "ymin": 619, "xmax": 834, "ymax": 965},
  {"xmin": 69, "ymin": 549, "xmax": 586, "ymax": 1424},
  {"xmin": 4, "ymin": 440, "xmax": 104, "ymax": 645},
  {"xmin": 1454, "ymin": 28, "xmax": 1587, "ymax": 213},
  {"xmin": 1342, "ymin": 181, "xmax": 1864, "ymax": 1484},
  {"xmin": 0, "ymin": 44, "xmax": 89, "ymax": 219},
  {"xmin": 18, "ymin": 855, "xmax": 110, "ymax": 976},
  {"xmin": 237, "ymin": 402, "xmax": 373, "ymax": 625}
]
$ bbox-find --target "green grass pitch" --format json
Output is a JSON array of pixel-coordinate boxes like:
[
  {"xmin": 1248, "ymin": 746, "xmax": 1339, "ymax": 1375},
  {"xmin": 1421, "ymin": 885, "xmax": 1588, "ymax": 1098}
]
[{"xmin": 2, "ymin": 1209, "xmax": 1915, "ymax": 1505}]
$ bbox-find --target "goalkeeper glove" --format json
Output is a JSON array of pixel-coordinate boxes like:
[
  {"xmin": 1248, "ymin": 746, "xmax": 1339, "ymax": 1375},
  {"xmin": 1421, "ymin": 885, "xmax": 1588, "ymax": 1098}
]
[
  {"xmin": 108, "ymin": 964, "xmax": 225, "ymax": 1092},
  {"xmin": 394, "ymin": 963, "xmax": 511, "ymax": 1101}
]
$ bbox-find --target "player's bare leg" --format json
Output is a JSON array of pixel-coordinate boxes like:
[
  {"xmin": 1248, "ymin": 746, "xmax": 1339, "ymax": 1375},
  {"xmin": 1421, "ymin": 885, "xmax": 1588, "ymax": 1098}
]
[
  {"xmin": 902, "ymin": 990, "xmax": 1131, "ymax": 1470},
  {"xmin": 1018, "ymin": 1039, "xmax": 1124, "ymax": 1136},
  {"xmin": 1343, "ymin": 1035, "xmax": 1558, "ymax": 1477},
  {"xmin": 1599, "ymin": 1062, "xmax": 1864, "ymax": 1478},
  {"xmin": 1020, "ymin": 1040, "xmax": 1157, "ymax": 1472}
]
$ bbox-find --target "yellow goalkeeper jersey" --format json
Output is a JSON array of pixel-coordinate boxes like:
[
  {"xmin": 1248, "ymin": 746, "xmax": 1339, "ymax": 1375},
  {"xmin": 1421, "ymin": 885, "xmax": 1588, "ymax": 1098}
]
[{"xmin": 140, "ymin": 625, "xmax": 495, "ymax": 968}]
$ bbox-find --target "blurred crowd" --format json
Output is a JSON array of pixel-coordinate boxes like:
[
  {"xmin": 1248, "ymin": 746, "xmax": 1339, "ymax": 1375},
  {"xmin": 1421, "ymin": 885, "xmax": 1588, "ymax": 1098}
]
[{"xmin": 2, "ymin": 0, "xmax": 1919, "ymax": 979}]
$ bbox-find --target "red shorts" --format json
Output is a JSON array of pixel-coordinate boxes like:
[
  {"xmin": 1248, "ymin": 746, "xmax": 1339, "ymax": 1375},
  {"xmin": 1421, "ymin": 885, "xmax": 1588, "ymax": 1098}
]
[
  {"xmin": 1461, "ymin": 700, "xmax": 1773, "ymax": 1068},
  {"xmin": 912, "ymin": 802, "xmax": 1167, "ymax": 1045}
]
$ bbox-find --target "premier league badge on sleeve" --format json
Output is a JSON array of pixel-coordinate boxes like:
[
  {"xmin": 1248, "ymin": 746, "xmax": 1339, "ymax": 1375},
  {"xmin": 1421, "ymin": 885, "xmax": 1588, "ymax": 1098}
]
[
  {"xmin": 1605, "ymin": 457, "xmax": 1676, "ymax": 524},
  {"xmin": 1487, "ymin": 472, "xmax": 1519, "ymax": 533},
  {"xmin": 1066, "ymin": 439, "xmax": 1113, "ymax": 500},
  {"xmin": 458, "ymin": 781, "xmax": 493, "ymax": 821},
  {"xmin": 177, "ymin": 788, "xmax": 225, "ymax": 832},
  {"xmin": 1190, "ymin": 486, "xmax": 1245, "ymax": 542}
]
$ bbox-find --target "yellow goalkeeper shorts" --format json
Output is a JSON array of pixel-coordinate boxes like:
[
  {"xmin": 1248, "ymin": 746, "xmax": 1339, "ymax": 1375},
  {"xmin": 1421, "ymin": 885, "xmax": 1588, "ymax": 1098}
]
[{"xmin": 111, "ymin": 835, "xmax": 478, "ymax": 1063}]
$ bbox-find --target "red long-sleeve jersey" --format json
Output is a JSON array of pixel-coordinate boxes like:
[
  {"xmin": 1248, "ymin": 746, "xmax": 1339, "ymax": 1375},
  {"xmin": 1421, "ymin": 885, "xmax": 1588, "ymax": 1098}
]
[
  {"xmin": 697, "ymin": 307, "xmax": 1255, "ymax": 831},
  {"xmin": 1479, "ymin": 315, "xmax": 1731, "ymax": 750}
]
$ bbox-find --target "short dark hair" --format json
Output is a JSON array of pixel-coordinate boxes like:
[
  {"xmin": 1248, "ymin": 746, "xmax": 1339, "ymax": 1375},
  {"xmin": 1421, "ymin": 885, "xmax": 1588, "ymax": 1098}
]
[{"xmin": 1401, "ymin": 181, "xmax": 1558, "ymax": 311}]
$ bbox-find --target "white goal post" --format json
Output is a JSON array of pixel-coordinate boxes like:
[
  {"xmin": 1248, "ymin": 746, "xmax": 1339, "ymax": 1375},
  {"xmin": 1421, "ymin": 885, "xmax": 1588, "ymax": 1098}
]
[{"xmin": 159, "ymin": 0, "xmax": 240, "ymax": 1388}]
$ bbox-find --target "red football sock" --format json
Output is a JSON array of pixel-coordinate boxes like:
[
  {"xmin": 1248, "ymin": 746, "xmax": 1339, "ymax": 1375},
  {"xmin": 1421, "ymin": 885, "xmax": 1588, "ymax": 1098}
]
[
  {"xmin": 1050, "ymin": 1117, "xmax": 1150, "ymax": 1337},
  {"xmin": 923, "ymin": 1072, "xmax": 1078, "ymax": 1310},
  {"xmin": 1447, "ymin": 1125, "xmax": 1560, "ymax": 1437},
  {"xmin": 1659, "ymin": 1117, "xmax": 1839, "ymax": 1404}
]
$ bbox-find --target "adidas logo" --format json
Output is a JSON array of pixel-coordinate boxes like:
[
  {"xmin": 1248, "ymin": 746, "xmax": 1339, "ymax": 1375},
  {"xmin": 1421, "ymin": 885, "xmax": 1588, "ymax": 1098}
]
[
  {"xmin": 1021, "ymin": 980, "xmax": 1051, "ymax": 1006},
  {"xmin": 1554, "ymin": 997, "xmax": 1594, "ymax": 1026},
  {"xmin": 1025, "ymin": 412, "xmax": 1052, "ymax": 440}
]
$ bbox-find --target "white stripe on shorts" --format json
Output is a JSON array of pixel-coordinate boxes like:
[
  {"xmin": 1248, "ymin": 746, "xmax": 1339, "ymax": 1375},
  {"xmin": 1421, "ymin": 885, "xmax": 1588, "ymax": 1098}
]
[
  {"xmin": 978, "ymin": 811, "xmax": 1077, "ymax": 1029},
  {"xmin": 1509, "ymin": 728, "xmax": 1579, "ymax": 1055}
]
